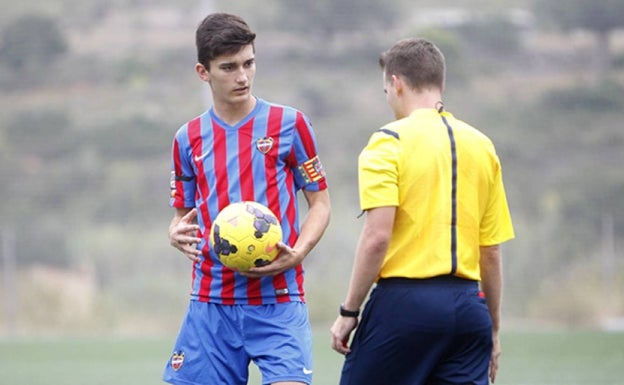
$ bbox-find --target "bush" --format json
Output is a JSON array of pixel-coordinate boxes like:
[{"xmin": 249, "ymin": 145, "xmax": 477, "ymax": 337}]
[
  {"xmin": 0, "ymin": 13, "xmax": 68, "ymax": 71},
  {"xmin": 542, "ymin": 81, "xmax": 624, "ymax": 111}
]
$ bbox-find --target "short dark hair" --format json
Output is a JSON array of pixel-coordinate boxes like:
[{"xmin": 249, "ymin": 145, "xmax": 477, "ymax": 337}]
[
  {"xmin": 196, "ymin": 13, "xmax": 256, "ymax": 69},
  {"xmin": 379, "ymin": 38, "xmax": 445, "ymax": 91}
]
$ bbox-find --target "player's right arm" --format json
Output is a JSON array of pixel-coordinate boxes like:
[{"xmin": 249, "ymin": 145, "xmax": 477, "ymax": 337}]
[{"xmin": 169, "ymin": 207, "xmax": 203, "ymax": 262}]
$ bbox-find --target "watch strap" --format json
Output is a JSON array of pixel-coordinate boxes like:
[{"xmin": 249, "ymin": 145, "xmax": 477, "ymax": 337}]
[{"xmin": 340, "ymin": 304, "xmax": 360, "ymax": 318}]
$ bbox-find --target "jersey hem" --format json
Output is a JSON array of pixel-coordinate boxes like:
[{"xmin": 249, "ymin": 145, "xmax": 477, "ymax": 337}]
[{"xmin": 189, "ymin": 296, "xmax": 306, "ymax": 305}]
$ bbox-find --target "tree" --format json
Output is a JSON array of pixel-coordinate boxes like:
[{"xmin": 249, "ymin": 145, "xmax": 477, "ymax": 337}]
[
  {"xmin": 0, "ymin": 13, "xmax": 68, "ymax": 71},
  {"xmin": 271, "ymin": 0, "xmax": 399, "ymax": 42},
  {"xmin": 536, "ymin": 0, "xmax": 624, "ymax": 79}
]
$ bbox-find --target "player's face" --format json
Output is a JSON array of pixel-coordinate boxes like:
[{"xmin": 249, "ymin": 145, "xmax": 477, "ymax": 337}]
[{"xmin": 197, "ymin": 44, "xmax": 256, "ymax": 107}]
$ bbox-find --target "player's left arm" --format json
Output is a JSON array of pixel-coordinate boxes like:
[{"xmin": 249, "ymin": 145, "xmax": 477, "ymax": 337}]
[
  {"xmin": 244, "ymin": 188, "xmax": 331, "ymax": 277},
  {"xmin": 480, "ymin": 243, "xmax": 503, "ymax": 383},
  {"xmin": 290, "ymin": 188, "xmax": 331, "ymax": 260}
]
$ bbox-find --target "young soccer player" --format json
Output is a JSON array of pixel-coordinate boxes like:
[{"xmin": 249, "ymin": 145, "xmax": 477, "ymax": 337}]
[{"xmin": 164, "ymin": 13, "xmax": 330, "ymax": 385}]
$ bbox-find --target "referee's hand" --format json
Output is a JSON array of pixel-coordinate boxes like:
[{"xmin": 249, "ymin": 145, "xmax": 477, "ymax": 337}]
[
  {"xmin": 489, "ymin": 331, "xmax": 501, "ymax": 383},
  {"xmin": 330, "ymin": 316, "xmax": 358, "ymax": 355}
]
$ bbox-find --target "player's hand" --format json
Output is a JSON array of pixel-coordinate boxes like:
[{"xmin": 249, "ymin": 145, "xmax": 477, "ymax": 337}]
[
  {"xmin": 169, "ymin": 208, "xmax": 202, "ymax": 262},
  {"xmin": 489, "ymin": 330, "xmax": 501, "ymax": 383},
  {"xmin": 330, "ymin": 315, "xmax": 358, "ymax": 355},
  {"xmin": 243, "ymin": 241, "xmax": 301, "ymax": 278}
]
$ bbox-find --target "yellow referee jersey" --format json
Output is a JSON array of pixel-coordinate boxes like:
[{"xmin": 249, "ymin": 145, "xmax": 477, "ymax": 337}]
[{"xmin": 358, "ymin": 109, "xmax": 514, "ymax": 281}]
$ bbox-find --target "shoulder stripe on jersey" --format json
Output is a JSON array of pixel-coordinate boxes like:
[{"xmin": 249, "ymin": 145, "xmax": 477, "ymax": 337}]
[
  {"xmin": 377, "ymin": 128, "xmax": 399, "ymax": 139},
  {"xmin": 441, "ymin": 115, "xmax": 458, "ymax": 275}
]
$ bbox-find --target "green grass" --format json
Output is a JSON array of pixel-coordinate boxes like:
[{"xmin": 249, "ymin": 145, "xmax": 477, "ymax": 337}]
[
  {"xmin": 498, "ymin": 331, "xmax": 624, "ymax": 385},
  {"xmin": 0, "ymin": 330, "xmax": 623, "ymax": 384}
]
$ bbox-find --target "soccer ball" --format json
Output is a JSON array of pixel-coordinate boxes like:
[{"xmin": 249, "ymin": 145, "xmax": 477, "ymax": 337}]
[{"xmin": 209, "ymin": 201, "xmax": 282, "ymax": 272}]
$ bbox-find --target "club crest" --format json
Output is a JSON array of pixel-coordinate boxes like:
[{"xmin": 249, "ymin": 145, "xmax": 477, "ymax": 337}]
[
  {"xmin": 256, "ymin": 137, "xmax": 274, "ymax": 154},
  {"xmin": 171, "ymin": 351, "xmax": 185, "ymax": 371}
]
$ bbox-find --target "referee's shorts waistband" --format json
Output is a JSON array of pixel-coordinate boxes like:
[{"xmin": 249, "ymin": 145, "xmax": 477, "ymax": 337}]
[{"xmin": 377, "ymin": 275, "xmax": 478, "ymax": 287}]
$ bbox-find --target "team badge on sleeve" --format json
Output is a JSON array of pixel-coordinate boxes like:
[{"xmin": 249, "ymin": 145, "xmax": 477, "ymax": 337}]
[
  {"xmin": 170, "ymin": 171, "xmax": 177, "ymax": 198},
  {"xmin": 298, "ymin": 156, "xmax": 326, "ymax": 183}
]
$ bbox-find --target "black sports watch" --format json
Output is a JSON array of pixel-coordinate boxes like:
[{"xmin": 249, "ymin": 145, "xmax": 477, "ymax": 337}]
[{"xmin": 340, "ymin": 304, "xmax": 360, "ymax": 318}]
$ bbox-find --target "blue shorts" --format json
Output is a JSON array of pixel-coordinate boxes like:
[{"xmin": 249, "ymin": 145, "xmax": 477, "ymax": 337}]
[
  {"xmin": 163, "ymin": 301, "xmax": 313, "ymax": 385},
  {"xmin": 340, "ymin": 276, "xmax": 492, "ymax": 385}
]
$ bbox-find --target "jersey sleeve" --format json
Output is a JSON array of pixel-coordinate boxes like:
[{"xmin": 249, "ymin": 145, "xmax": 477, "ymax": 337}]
[
  {"xmin": 358, "ymin": 129, "xmax": 401, "ymax": 211},
  {"xmin": 479, "ymin": 155, "xmax": 515, "ymax": 245},
  {"xmin": 289, "ymin": 111, "xmax": 328, "ymax": 191},
  {"xmin": 169, "ymin": 126, "xmax": 197, "ymax": 208}
]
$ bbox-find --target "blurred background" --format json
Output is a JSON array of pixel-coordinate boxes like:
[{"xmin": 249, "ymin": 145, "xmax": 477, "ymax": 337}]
[{"xmin": 0, "ymin": 0, "xmax": 623, "ymax": 338}]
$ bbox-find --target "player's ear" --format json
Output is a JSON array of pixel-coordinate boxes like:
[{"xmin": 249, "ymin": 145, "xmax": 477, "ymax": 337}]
[
  {"xmin": 391, "ymin": 74, "xmax": 404, "ymax": 93},
  {"xmin": 195, "ymin": 63, "xmax": 210, "ymax": 82}
]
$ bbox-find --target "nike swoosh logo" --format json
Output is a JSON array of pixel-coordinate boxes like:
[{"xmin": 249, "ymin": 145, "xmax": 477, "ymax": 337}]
[
  {"xmin": 194, "ymin": 151, "xmax": 210, "ymax": 162},
  {"xmin": 302, "ymin": 368, "xmax": 313, "ymax": 375}
]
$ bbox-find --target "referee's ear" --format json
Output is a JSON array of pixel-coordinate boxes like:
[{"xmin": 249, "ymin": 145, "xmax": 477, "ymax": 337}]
[{"xmin": 391, "ymin": 74, "xmax": 404, "ymax": 95}]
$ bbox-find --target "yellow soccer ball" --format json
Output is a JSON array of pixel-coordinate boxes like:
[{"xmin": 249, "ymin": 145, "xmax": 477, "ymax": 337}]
[{"xmin": 209, "ymin": 201, "xmax": 282, "ymax": 272}]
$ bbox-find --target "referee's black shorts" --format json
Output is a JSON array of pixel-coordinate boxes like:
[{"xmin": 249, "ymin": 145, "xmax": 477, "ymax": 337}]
[{"xmin": 339, "ymin": 276, "xmax": 492, "ymax": 385}]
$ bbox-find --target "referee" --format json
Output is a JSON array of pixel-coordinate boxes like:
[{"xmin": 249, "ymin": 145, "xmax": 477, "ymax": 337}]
[{"xmin": 330, "ymin": 38, "xmax": 514, "ymax": 385}]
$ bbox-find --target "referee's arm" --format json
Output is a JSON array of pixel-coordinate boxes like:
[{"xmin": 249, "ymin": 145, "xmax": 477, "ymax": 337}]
[
  {"xmin": 480, "ymin": 244, "xmax": 503, "ymax": 383},
  {"xmin": 330, "ymin": 206, "xmax": 395, "ymax": 355}
]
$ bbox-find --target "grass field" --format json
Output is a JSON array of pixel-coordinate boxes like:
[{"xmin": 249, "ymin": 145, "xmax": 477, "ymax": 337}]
[{"xmin": 1, "ymin": 330, "xmax": 623, "ymax": 384}]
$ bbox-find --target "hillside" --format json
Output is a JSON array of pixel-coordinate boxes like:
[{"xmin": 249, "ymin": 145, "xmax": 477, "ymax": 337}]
[{"xmin": 0, "ymin": 0, "xmax": 623, "ymax": 334}]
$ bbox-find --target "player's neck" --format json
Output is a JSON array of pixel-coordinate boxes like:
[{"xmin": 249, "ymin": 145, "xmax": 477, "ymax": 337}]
[
  {"xmin": 402, "ymin": 89, "xmax": 443, "ymax": 116},
  {"xmin": 213, "ymin": 96, "xmax": 257, "ymax": 126}
]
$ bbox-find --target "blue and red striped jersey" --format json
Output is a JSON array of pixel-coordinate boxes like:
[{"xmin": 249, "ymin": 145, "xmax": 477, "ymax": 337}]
[{"xmin": 169, "ymin": 98, "xmax": 328, "ymax": 305}]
